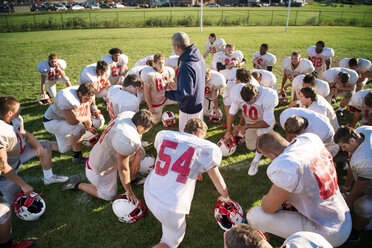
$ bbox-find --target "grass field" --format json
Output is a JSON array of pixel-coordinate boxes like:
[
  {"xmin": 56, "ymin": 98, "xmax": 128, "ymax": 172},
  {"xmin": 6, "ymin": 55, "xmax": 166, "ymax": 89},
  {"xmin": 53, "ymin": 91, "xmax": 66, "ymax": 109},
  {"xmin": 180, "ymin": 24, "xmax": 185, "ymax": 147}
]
[{"xmin": 0, "ymin": 26, "xmax": 372, "ymax": 247}]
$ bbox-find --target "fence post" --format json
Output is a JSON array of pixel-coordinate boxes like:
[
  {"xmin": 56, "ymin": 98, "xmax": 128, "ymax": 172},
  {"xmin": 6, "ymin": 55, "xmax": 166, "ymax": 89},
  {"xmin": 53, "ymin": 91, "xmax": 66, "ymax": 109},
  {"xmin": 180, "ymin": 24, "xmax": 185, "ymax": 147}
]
[
  {"xmin": 362, "ymin": 12, "xmax": 366, "ymax": 26},
  {"xmin": 5, "ymin": 15, "xmax": 9, "ymax": 31},
  {"xmin": 143, "ymin": 11, "xmax": 145, "ymax": 26},
  {"xmin": 271, "ymin": 10, "xmax": 274, "ymax": 26},
  {"xmin": 33, "ymin": 14, "xmax": 36, "ymax": 27},
  {"xmin": 60, "ymin": 12, "xmax": 64, "ymax": 29},
  {"xmin": 221, "ymin": 10, "xmax": 223, "ymax": 26},
  {"xmin": 170, "ymin": 10, "xmax": 172, "ymax": 25},
  {"xmin": 89, "ymin": 12, "xmax": 92, "ymax": 28},
  {"xmin": 295, "ymin": 10, "xmax": 298, "ymax": 25},
  {"xmin": 247, "ymin": 10, "xmax": 249, "ymax": 25},
  {"xmin": 116, "ymin": 11, "xmax": 119, "ymax": 27},
  {"xmin": 318, "ymin": 10, "xmax": 321, "ymax": 25},
  {"xmin": 340, "ymin": 11, "xmax": 344, "ymax": 20}
]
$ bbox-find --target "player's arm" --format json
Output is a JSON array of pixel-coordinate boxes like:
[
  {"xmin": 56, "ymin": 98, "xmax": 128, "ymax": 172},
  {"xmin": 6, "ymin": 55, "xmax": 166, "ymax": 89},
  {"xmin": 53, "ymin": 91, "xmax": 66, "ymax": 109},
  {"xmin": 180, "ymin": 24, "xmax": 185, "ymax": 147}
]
[
  {"xmin": 207, "ymin": 166, "xmax": 229, "ymax": 200},
  {"xmin": 41, "ymin": 74, "xmax": 47, "ymax": 97},
  {"xmin": 224, "ymin": 112, "xmax": 235, "ymax": 140},
  {"xmin": 212, "ymin": 90, "xmax": 219, "ymax": 112},
  {"xmin": 203, "ymin": 51, "xmax": 209, "ymax": 59},
  {"xmin": 261, "ymin": 184, "xmax": 291, "ymax": 213},
  {"xmin": 23, "ymin": 130, "xmax": 48, "ymax": 156},
  {"xmin": 116, "ymin": 152, "xmax": 138, "ymax": 203},
  {"xmin": 232, "ymin": 114, "xmax": 245, "ymax": 135},
  {"xmin": 143, "ymin": 83, "xmax": 154, "ymax": 114},
  {"xmin": 237, "ymin": 58, "xmax": 245, "ymax": 67},
  {"xmin": 345, "ymin": 178, "xmax": 370, "ymax": 210},
  {"xmin": 325, "ymin": 58, "xmax": 331, "ymax": 70},
  {"xmin": 245, "ymin": 120, "xmax": 269, "ymax": 129},
  {"xmin": 0, "ymin": 148, "xmax": 33, "ymax": 194},
  {"xmin": 341, "ymin": 166, "xmax": 354, "ymax": 193},
  {"xmin": 350, "ymin": 110, "xmax": 361, "ymax": 128},
  {"xmin": 56, "ymin": 63, "xmax": 72, "ymax": 87},
  {"xmin": 281, "ymin": 73, "xmax": 288, "ymax": 92},
  {"xmin": 62, "ymin": 109, "xmax": 90, "ymax": 125},
  {"xmin": 336, "ymin": 82, "xmax": 354, "ymax": 91}
]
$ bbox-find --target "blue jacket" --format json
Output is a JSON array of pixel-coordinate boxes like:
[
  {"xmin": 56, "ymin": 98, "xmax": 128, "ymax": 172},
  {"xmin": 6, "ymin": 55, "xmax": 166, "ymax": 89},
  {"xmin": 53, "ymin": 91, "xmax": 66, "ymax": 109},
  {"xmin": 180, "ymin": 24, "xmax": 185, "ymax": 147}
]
[{"xmin": 165, "ymin": 44, "xmax": 205, "ymax": 114}]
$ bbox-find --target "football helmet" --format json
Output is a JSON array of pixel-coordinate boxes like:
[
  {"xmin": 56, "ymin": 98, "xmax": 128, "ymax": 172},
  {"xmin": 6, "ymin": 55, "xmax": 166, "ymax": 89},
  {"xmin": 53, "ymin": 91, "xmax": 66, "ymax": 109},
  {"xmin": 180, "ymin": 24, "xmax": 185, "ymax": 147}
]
[
  {"xmin": 12, "ymin": 192, "xmax": 46, "ymax": 221},
  {"xmin": 139, "ymin": 155, "xmax": 155, "ymax": 174},
  {"xmin": 214, "ymin": 199, "xmax": 245, "ymax": 231},
  {"xmin": 37, "ymin": 94, "xmax": 51, "ymax": 106},
  {"xmin": 161, "ymin": 111, "xmax": 177, "ymax": 127},
  {"xmin": 92, "ymin": 113, "xmax": 105, "ymax": 129},
  {"xmin": 112, "ymin": 194, "xmax": 146, "ymax": 223},
  {"xmin": 217, "ymin": 136, "xmax": 237, "ymax": 157},
  {"xmin": 278, "ymin": 92, "xmax": 288, "ymax": 106},
  {"xmin": 81, "ymin": 131, "xmax": 100, "ymax": 147},
  {"xmin": 209, "ymin": 109, "xmax": 223, "ymax": 124},
  {"xmin": 234, "ymin": 131, "xmax": 245, "ymax": 144}
]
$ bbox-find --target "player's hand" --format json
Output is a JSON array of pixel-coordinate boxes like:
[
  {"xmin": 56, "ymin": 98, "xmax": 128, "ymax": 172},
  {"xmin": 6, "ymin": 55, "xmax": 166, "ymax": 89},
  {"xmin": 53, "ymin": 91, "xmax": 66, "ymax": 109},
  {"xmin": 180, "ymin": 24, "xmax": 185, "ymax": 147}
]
[
  {"xmin": 91, "ymin": 109, "xmax": 101, "ymax": 118},
  {"xmin": 87, "ymin": 126, "xmax": 97, "ymax": 134},
  {"xmin": 41, "ymin": 91, "xmax": 46, "ymax": 98},
  {"xmin": 214, "ymin": 108, "xmax": 222, "ymax": 118},
  {"xmin": 224, "ymin": 131, "xmax": 234, "ymax": 140},
  {"xmin": 232, "ymin": 125, "xmax": 241, "ymax": 135},
  {"xmin": 148, "ymin": 107, "xmax": 155, "ymax": 114},
  {"xmin": 288, "ymin": 101, "xmax": 298, "ymax": 107},
  {"xmin": 21, "ymin": 184, "xmax": 34, "ymax": 195},
  {"xmin": 35, "ymin": 145, "xmax": 48, "ymax": 157},
  {"xmin": 218, "ymin": 196, "xmax": 231, "ymax": 203},
  {"xmin": 125, "ymin": 192, "xmax": 139, "ymax": 204}
]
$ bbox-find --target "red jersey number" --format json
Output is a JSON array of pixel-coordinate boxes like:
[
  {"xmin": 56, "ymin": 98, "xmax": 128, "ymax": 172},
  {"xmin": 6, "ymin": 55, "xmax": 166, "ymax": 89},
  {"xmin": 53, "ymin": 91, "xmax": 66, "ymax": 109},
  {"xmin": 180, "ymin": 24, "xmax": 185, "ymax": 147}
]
[
  {"xmin": 155, "ymin": 76, "xmax": 168, "ymax": 92},
  {"xmin": 242, "ymin": 105, "xmax": 258, "ymax": 120},
  {"xmin": 311, "ymin": 56, "xmax": 323, "ymax": 68},
  {"xmin": 205, "ymin": 86, "xmax": 211, "ymax": 95}
]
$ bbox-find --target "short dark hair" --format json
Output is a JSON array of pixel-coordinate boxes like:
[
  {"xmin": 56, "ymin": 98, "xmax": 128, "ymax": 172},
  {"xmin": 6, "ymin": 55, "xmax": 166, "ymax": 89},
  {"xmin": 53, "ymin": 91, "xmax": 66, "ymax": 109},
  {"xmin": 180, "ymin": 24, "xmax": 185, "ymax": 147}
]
[
  {"xmin": 123, "ymin": 74, "xmax": 142, "ymax": 88},
  {"xmin": 146, "ymin": 59, "xmax": 154, "ymax": 67},
  {"xmin": 153, "ymin": 53, "xmax": 165, "ymax": 63},
  {"xmin": 0, "ymin": 96, "xmax": 19, "ymax": 120},
  {"xmin": 226, "ymin": 44, "xmax": 235, "ymax": 50},
  {"xmin": 338, "ymin": 72, "xmax": 350, "ymax": 83},
  {"xmin": 209, "ymin": 33, "xmax": 216, "ymax": 38},
  {"xmin": 109, "ymin": 48, "xmax": 122, "ymax": 55},
  {"xmin": 300, "ymin": 87, "xmax": 317, "ymax": 102},
  {"xmin": 225, "ymin": 224, "xmax": 266, "ymax": 248},
  {"xmin": 184, "ymin": 119, "xmax": 208, "ymax": 136},
  {"xmin": 291, "ymin": 51, "xmax": 300, "ymax": 57},
  {"xmin": 77, "ymin": 83, "xmax": 96, "ymax": 97},
  {"xmin": 96, "ymin": 60, "xmax": 108, "ymax": 71},
  {"xmin": 240, "ymin": 84, "xmax": 258, "ymax": 103},
  {"xmin": 334, "ymin": 126, "xmax": 361, "ymax": 144},
  {"xmin": 48, "ymin": 53, "xmax": 57, "ymax": 60},
  {"xmin": 316, "ymin": 40, "xmax": 325, "ymax": 47},
  {"xmin": 132, "ymin": 109, "xmax": 154, "ymax": 130},
  {"xmin": 236, "ymin": 68, "xmax": 252, "ymax": 83},
  {"xmin": 364, "ymin": 91, "xmax": 372, "ymax": 107},
  {"xmin": 303, "ymin": 74, "xmax": 315, "ymax": 86},
  {"xmin": 284, "ymin": 116, "xmax": 308, "ymax": 134},
  {"xmin": 348, "ymin": 58, "xmax": 359, "ymax": 68},
  {"xmin": 260, "ymin": 43, "xmax": 268, "ymax": 50}
]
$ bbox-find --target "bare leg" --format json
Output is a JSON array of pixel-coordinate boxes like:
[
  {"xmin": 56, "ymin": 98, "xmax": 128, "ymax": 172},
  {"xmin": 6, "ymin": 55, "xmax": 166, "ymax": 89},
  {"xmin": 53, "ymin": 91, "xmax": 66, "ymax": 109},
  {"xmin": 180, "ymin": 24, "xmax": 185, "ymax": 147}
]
[
  {"xmin": 152, "ymin": 243, "xmax": 170, "ymax": 248},
  {"xmin": 71, "ymin": 135, "xmax": 82, "ymax": 152},
  {"xmin": 78, "ymin": 183, "xmax": 98, "ymax": 198},
  {"xmin": 340, "ymin": 97, "xmax": 351, "ymax": 108},
  {"xmin": 39, "ymin": 150, "xmax": 52, "ymax": 170}
]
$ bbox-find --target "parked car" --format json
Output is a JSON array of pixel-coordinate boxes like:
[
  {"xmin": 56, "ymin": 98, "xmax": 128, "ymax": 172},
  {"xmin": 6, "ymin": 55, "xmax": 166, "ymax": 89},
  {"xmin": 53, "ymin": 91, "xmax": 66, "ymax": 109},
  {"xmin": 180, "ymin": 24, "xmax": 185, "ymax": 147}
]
[
  {"xmin": 208, "ymin": 3, "xmax": 220, "ymax": 7},
  {"xmin": 71, "ymin": 5, "xmax": 84, "ymax": 10},
  {"xmin": 180, "ymin": 3, "xmax": 190, "ymax": 7},
  {"xmin": 55, "ymin": 3, "xmax": 67, "ymax": 11},
  {"xmin": 99, "ymin": 3, "xmax": 113, "ymax": 9},
  {"xmin": 113, "ymin": 3, "xmax": 125, "ymax": 8}
]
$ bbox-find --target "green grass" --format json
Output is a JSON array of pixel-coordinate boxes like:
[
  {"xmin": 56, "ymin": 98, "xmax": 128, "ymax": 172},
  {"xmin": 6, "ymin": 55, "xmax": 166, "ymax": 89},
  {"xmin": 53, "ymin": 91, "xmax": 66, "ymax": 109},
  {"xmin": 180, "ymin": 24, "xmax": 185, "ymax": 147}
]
[{"xmin": 0, "ymin": 26, "xmax": 372, "ymax": 247}]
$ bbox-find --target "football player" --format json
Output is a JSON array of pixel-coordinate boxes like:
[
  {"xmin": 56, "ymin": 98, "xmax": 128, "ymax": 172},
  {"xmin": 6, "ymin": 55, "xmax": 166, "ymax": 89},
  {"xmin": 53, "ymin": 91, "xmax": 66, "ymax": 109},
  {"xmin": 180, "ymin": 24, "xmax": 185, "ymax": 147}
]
[
  {"xmin": 246, "ymin": 131, "xmax": 351, "ymax": 247},
  {"xmin": 37, "ymin": 53, "xmax": 71, "ymax": 99},
  {"xmin": 252, "ymin": 44, "xmax": 277, "ymax": 72},
  {"xmin": 0, "ymin": 96, "xmax": 68, "ymax": 205},
  {"xmin": 125, "ymin": 62, "xmax": 153, "ymax": 104},
  {"xmin": 203, "ymin": 69, "xmax": 226, "ymax": 117},
  {"xmin": 348, "ymin": 89, "xmax": 372, "ymax": 127},
  {"xmin": 291, "ymin": 73, "xmax": 330, "ymax": 102},
  {"xmin": 141, "ymin": 53, "xmax": 175, "ymax": 124},
  {"xmin": 281, "ymin": 52, "xmax": 315, "ymax": 93},
  {"xmin": 79, "ymin": 60, "xmax": 110, "ymax": 99},
  {"xmin": 251, "ymin": 69, "xmax": 278, "ymax": 91},
  {"xmin": 62, "ymin": 110, "xmax": 153, "ymax": 202},
  {"xmin": 203, "ymin": 33, "xmax": 226, "ymax": 59},
  {"xmin": 106, "ymin": 74, "xmax": 141, "ymax": 120},
  {"xmin": 322, "ymin": 67, "xmax": 358, "ymax": 118},
  {"xmin": 43, "ymin": 83, "xmax": 96, "ymax": 163},
  {"xmin": 101, "ymin": 48, "xmax": 129, "ymax": 85},
  {"xmin": 306, "ymin": 41, "xmax": 334, "ymax": 79},
  {"xmin": 339, "ymin": 57, "xmax": 372, "ymax": 92},
  {"xmin": 280, "ymin": 108, "xmax": 339, "ymax": 157},
  {"xmin": 225, "ymin": 82, "xmax": 278, "ymax": 176},
  {"xmin": 144, "ymin": 118, "xmax": 230, "ymax": 248},
  {"xmin": 335, "ymin": 126, "xmax": 372, "ymax": 242}
]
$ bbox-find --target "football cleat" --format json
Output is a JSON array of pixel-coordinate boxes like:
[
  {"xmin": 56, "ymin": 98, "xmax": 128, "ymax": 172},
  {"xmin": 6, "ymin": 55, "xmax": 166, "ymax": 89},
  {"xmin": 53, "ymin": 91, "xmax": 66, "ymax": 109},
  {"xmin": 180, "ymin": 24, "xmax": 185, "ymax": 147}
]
[
  {"xmin": 81, "ymin": 131, "xmax": 100, "ymax": 147},
  {"xmin": 217, "ymin": 136, "xmax": 237, "ymax": 157},
  {"xmin": 209, "ymin": 109, "xmax": 223, "ymax": 124},
  {"xmin": 161, "ymin": 111, "xmax": 177, "ymax": 127},
  {"xmin": 214, "ymin": 199, "xmax": 245, "ymax": 231},
  {"xmin": 37, "ymin": 94, "xmax": 51, "ymax": 106},
  {"xmin": 278, "ymin": 92, "xmax": 288, "ymax": 106},
  {"xmin": 139, "ymin": 155, "xmax": 155, "ymax": 174},
  {"xmin": 112, "ymin": 194, "xmax": 146, "ymax": 223},
  {"xmin": 92, "ymin": 113, "xmax": 105, "ymax": 129},
  {"xmin": 12, "ymin": 192, "xmax": 46, "ymax": 221}
]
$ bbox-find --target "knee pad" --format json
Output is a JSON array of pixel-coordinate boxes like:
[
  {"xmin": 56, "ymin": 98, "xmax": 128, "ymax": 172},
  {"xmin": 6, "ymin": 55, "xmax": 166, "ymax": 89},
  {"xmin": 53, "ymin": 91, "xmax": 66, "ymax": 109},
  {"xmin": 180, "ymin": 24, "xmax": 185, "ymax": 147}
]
[
  {"xmin": 0, "ymin": 203, "xmax": 11, "ymax": 224},
  {"xmin": 72, "ymin": 123, "xmax": 86, "ymax": 137}
]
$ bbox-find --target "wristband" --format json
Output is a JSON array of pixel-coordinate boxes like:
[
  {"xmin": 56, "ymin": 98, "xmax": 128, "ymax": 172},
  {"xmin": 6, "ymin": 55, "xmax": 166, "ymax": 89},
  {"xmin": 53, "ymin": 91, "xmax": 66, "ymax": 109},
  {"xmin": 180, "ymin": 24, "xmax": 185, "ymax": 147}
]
[{"xmin": 220, "ymin": 196, "xmax": 230, "ymax": 202}]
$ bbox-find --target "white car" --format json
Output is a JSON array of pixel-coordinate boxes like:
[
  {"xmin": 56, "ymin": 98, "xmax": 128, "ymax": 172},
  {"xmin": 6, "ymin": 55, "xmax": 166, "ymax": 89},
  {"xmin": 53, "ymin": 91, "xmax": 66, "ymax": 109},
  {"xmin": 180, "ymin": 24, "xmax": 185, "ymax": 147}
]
[
  {"xmin": 114, "ymin": 3, "xmax": 125, "ymax": 8},
  {"xmin": 208, "ymin": 3, "xmax": 220, "ymax": 7},
  {"xmin": 71, "ymin": 5, "xmax": 84, "ymax": 10}
]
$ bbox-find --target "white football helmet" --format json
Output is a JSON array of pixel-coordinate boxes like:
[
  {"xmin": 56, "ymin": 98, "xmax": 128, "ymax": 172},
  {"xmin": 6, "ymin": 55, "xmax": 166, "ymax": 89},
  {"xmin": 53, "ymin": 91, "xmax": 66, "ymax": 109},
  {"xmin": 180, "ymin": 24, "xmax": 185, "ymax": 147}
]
[
  {"xmin": 82, "ymin": 131, "xmax": 100, "ymax": 147},
  {"xmin": 37, "ymin": 94, "xmax": 51, "ymax": 106},
  {"xmin": 112, "ymin": 194, "xmax": 146, "ymax": 223},
  {"xmin": 234, "ymin": 131, "xmax": 245, "ymax": 144},
  {"xmin": 217, "ymin": 136, "xmax": 237, "ymax": 157},
  {"xmin": 92, "ymin": 113, "xmax": 105, "ymax": 129},
  {"xmin": 139, "ymin": 155, "xmax": 155, "ymax": 174},
  {"xmin": 161, "ymin": 111, "xmax": 177, "ymax": 127},
  {"xmin": 278, "ymin": 92, "xmax": 288, "ymax": 106},
  {"xmin": 209, "ymin": 109, "xmax": 223, "ymax": 124},
  {"xmin": 12, "ymin": 192, "xmax": 46, "ymax": 221},
  {"xmin": 214, "ymin": 199, "xmax": 244, "ymax": 231}
]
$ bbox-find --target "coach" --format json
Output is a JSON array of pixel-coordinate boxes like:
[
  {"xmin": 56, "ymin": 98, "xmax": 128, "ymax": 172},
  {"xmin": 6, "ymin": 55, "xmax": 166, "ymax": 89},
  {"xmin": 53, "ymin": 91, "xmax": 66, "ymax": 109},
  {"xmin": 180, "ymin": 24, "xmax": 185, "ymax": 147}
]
[{"xmin": 165, "ymin": 32, "xmax": 206, "ymax": 132}]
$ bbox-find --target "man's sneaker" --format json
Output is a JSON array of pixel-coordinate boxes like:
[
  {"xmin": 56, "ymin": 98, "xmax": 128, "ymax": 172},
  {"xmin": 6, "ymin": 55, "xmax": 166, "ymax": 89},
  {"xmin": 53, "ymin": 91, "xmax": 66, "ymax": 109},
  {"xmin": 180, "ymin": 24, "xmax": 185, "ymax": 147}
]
[
  {"xmin": 72, "ymin": 154, "xmax": 87, "ymax": 164},
  {"xmin": 141, "ymin": 141, "xmax": 153, "ymax": 148},
  {"xmin": 336, "ymin": 110, "xmax": 345, "ymax": 120},
  {"xmin": 248, "ymin": 161, "xmax": 259, "ymax": 176},
  {"xmin": 12, "ymin": 239, "xmax": 36, "ymax": 248},
  {"xmin": 131, "ymin": 178, "xmax": 146, "ymax": 186},
  {"xmin": 44, "ymin": 175, "xmax": 69, "ymax": 185},
  {"xmin": 218, "ymin": 122, "xmax": 227, "ymax": 129},
  {"xmin": 61, "ymin": 176, "xmax": 81, "ymax": 191}
]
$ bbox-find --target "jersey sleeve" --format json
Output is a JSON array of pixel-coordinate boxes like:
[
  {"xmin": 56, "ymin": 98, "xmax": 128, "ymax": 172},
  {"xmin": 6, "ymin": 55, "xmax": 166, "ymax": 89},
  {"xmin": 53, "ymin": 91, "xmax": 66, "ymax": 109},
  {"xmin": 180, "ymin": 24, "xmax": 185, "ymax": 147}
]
[
  {"xmin": 267, "ymin": 158, "xmax": 301, "ymax": 193},
  {"xmin": 112, "ymin": 128, "xmax": 140, "ymax": 157},
  {"xmin": 37, "ymin": 61, "xmax": 48, "ymax": 74},
  {"xmin": 210, "ymin": 72, "xmax": 226, "ymax": 90},
  {"xmin": 120, "ymin": 54, "xmax": 129, "ymax": 65},
  {"xmin": 0, "ymin": 134, "xmax": 9, "ymax": 149},
  {"xmin": 216, "ymin": 38, "xmax": 226, "ymax": 51},
  {"xmin": 282, "ymin": 57, "xmax": 291, "ymax": 72},
  {"xmin": 262, "ymin": 89, "xmax": 279, "ymax": 125},
  {"xmin": 210, "ymin": 52, "xmax": 223, "ymax": 71},
  {"xmin": 292, "ymin": 75, "xmax": 304, "ymax": 93},
  {"xmin": 229, "ymin": 85, "xmax": 242, "ymax": 115},
  {"xmin": 201, "ymin": 144, "xmax": 222, "ymax": 171},
  {"xmin": 58, "ymin": 59, "xmax": 67, "ymax": 70},
  {"xmin": 339, "ymin": 59, "xmax": 349, "ymax": 68},
  {"xmin": 323, "ymin": 48, "xmax": 334, "ymax": 59},
  {"xmin": 236, "ymin": 50, "xmax": 244, "ymax": 62},
  {"xmin": 79, "ymin": 67, "xmax": 93, "ymax": 85},
  {"xmin": 348, "ymin": 92, "xmax": 364, "ymax": 110},
  {"xmin": 166, "ymin": 66, "xmax": 175, "ymax": 82},
  {"xmin": 315, "ymin": 79, "xmax": 330, "ymax": 98},
  {"xmin": 306, "ymin": 46, "xmax": 315, "ymax": 57},
  {"xmin": 300, "ymin": 59, "xmax": 315, "ymax": 74},
  {"xmin": 347, "ymin": 69, "xmax": 359, "ymax": 85},
  {"xmin": 140, "ymin": 67, "xmax": 153, "ymax": 87},
  {"xmin": 267, "ymin": 53, "xmax": 277, "ymax": 66},
  {"xmin": 57, "ymin": 90, "xmax": 79, "ymax": 110}
]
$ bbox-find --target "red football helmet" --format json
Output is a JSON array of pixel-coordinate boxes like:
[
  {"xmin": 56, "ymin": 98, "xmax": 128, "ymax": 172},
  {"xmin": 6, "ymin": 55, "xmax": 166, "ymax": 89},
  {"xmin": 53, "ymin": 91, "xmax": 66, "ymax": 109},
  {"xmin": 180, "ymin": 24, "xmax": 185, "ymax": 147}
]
[
  {"xmin": 161, "ymin": 111, "xmax": 177, "ymax": 127},
  {"xmin": 209, "ymin": 109, "xmax": 223, "ymax": 124},
  {"xmin": 217, "ymin": 136, "xmax": 237, "ymax": 157},
  {"xmin": 37, "ymin": 94, "xmax": 51, "ymax": 106},
  {"xmin": 278, "ymin": 92, "xmax": 288, "ymax": 106},
  {"xmin": 82, "ymin": 131, "xmax": 100, "ymax": 147},
  {"xmin": 12, "ymin": 192, "xmax": 46, "ymax": 221},
  {"xmin": 234, "ymin": 131, "xmax": 245, "ymax": 144},
  {"xmin": 214, "ymin": 199, "xmax": 245, "ymax": 231}
]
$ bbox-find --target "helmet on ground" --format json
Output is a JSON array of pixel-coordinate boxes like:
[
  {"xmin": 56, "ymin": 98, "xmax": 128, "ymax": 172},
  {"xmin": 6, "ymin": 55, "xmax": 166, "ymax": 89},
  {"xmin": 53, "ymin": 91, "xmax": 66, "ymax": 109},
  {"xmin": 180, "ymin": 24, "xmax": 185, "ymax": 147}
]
[
  {"xmin": 214, "ymin": 199, "xmax": 244, "ymax": 231},
  {"xmin": 92, "ymin": 113, "xmax": 105, "ymax": 129},
  {"xmin": 209, "ymin": 109, "xmax": 223, "ymax": 124},
  {"xmin": 234, "ymin": 131, "xmax": 245, "ymax": 144},
  {"xmin": 139, "ymin": 155, "xmax": 155, "ymax": 174},
  {"xmin": 161, "ymin": 111, "xmax": 177, "ymax": 127},
  {"xmin": 12, "ymin": 192, "xmax": 46, "ymax": 221},
  {"xmin": 37, "ymin": 94, "xmax": 50, "ymax": 106},
  {"xmin": 278, "ymin": 92, "xmax": 288, "ymax": 106},
  {"xmin": 112, "ymin": 194, "xmax": 146, "ymax": 223},
  {"xmin": 217, "ymin": 136, "xmax": 237, "ymax": 157},
  {"xmin": 82, "ymin": 131, "xmax": 100, "ymax": 147}
]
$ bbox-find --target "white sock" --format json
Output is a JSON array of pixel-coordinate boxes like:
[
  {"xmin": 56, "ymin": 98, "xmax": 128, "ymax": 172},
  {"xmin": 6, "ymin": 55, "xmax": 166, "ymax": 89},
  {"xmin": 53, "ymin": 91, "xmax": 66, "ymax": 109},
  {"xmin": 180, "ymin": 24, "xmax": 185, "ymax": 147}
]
[
  {"xmin": 253, "ymin": 152, "xmax": 262, "ymax": 162},
  {"xmin": 338, "ymin": 106, "xmax": 344, "ymax": 111},
  {"xmin": 43, "ymin": 169, "xmax": 53, "ymax": 180}
]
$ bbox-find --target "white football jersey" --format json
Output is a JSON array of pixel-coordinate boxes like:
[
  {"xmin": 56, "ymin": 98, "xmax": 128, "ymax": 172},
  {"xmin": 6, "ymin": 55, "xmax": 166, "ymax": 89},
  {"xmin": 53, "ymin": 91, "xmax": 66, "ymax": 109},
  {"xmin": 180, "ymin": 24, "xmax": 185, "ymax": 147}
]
[
  {"xmin": 252, "ymin": 52, "xmax": 277, "ymax": 70},
  {"xmin": 37, "ymin": 59, "xmax": 67, "ymax": 82},
  {"xmin": 134, "ymin": 55, "xmax": 154, "ymax": 67},
  {"xmin": 230, "ymin": 84, "xmax": 278, "ymax": 125},
  {"xmin": 350, "ymin": 126, "xmax": 372, "ymax": 192},
  {"xmin": 306, "ymin": 46, "xmax": 334, "ymax": 74},
  {"xmin": 322, "ymin": 67, "xmax": 358, "ymax": 86},
  {"xmin": 144, "ymin": 130, "xmax": 222, "ymax": 214},
  {"xmin": 44, "ymin": 86, "xmax": 90, "ymax": 121},
  {"xmin": 282, "ymin": 57, "xmax": 315, "ymax": 82},
  {"xmin": 205, "ymin": 38, "xmax": 226, "ymax": 54},
  {"xmin": 141, "ymin": 66, "xmax": 175, "ymax": 106},
  {"xmin": 106, "ymin": 85, "xmax": 139, "ymax": 119},
  {"xmin": 79, "ymin": 63, "xmax": 110, "ymax": 94},
  {"xmin": 205, "ymin": 70, "xmax": 226, "ymax": 99},
  {"xmin": 283, "ymin": 231, "xmax": 333, "ymax": 248},
  {"xmin": 251, "ymin": 69, "xmax": 278, "ymax": 91},
  {"xmin": 210, "ymin": 50, "xmax": 244, "ymax": 80},
  {"xmin": 292, "ymin": 74, "xmax": 330, "ymax": 99},
  {"xmin": 280, "ymin": 108, "xmax": 334, "ymax": 143},
  {"xmin": 165, "ymin": 55, "xmax": 180, "ymax": 70},
  {"xmin": 268, "ymin": 133, "xmax": 350, "ymax": 235},
  {"xmin": 339, "ymin": 58, "xmax": 372, "ymax": 74},
  {"xmin": 101, "ymin": 54, "xmax": 129, "ymax": 85},
  {"xmin": 348, "ymin": 89, "xmax": 372, "ymax": 125},
  {"xmin": 88, "ymin": 111, "xmax": 141, "ymax": 175},
  {"xmin": 126, "ymin": 65, "xmax": 148, "ymax": 77}
]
